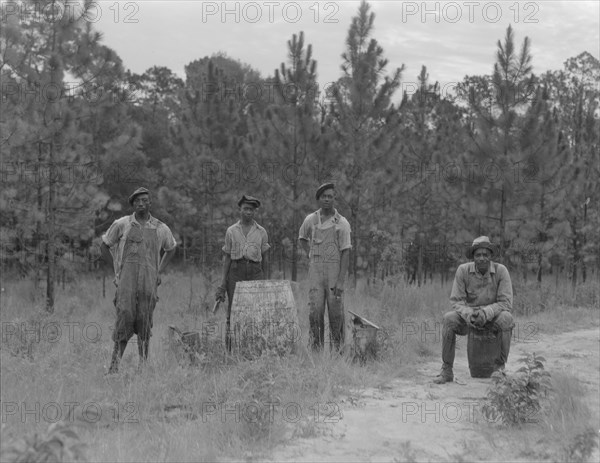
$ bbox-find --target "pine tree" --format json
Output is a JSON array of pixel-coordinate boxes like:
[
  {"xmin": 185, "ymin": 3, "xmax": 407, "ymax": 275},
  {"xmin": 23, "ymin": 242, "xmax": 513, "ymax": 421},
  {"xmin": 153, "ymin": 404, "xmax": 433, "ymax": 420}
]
[
  {"xmin": 329, "ymin": 0, "xmax": 403, "ymax": 284},
  {"xmin": 248, "ymin": 31, "xmax": 325, "ymax": 280},
  {"xmin": 1, "ymin": 0, "xmax": 135, "ymax": 310},
  {"xmin": 164, "ymin": 55, "xmax": 260, "ymax": 269},
  {"xmin": 457, "ymin": 25, "xmax": 537, "ymax": 261},
  {"xmin": 544, "ymin": 52, "xmax": 600, "ymax": 290},
  {"xmin": 397, "ymin": 66, "xmax": 468, "ymax": 285}
]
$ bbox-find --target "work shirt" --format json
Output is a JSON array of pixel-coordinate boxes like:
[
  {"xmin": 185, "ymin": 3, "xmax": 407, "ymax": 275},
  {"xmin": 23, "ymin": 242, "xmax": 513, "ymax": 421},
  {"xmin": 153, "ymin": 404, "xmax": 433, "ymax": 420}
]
[
  {"xmin": 222, "ymin": 220, "xmax": 270, "ymax": 262},
  {"xmin": 298, "ymin": 209, "xmax": 352, "ymax": 262},
  {"xmin": 102, "ymin": 213, "xmax": 177, "ymax": 281},
  {"xmin": 450, "ymin": 261, "xmax": 513, "ymax": 319}
]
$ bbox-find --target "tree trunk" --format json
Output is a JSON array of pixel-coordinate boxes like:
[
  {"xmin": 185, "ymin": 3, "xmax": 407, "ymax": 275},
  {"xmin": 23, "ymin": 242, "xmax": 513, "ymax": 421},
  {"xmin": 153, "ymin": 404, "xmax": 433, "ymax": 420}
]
[
  {"xmin": 350, "ymin": 199, "xmax": 359, "ymax": 288},
  {"xmin": 291, "ymin": 181, "xmax": 299, "ymax": 282},
  {"xmin": 417, "ymin": 238, "xmax": 423, "ymax": 287},
  {"xmin": 582, "ymin": 202, "xmax": 587, "ymax": 283},
  {"xmin": 35, "ymin": 143, "xmax": 44, "ymax": 289},
  {"xmin": 46, "ymin": 142, "xmax": 56, "ymax": 313},
  {"xmin": 536, "ymin": 251, "xmax": 542, "ymax": 286},
  {"xmin": 571, "ymin": 218, "xmax": 579, "ymax": 297}
]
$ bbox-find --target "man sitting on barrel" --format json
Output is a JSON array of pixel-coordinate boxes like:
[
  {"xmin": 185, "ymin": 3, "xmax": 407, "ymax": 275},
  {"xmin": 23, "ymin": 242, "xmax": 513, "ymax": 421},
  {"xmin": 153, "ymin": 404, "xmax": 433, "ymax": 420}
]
[{"xmin": 433, "ymin": 236, "xmax": 514, "ymax": 384}]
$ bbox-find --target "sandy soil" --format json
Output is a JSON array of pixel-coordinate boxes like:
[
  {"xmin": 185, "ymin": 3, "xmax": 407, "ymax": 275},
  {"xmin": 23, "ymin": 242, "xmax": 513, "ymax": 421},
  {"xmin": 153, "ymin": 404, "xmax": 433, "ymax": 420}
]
[{"xmin": 270, "ymin": 328, "xmax": 600, "ymax": 462}]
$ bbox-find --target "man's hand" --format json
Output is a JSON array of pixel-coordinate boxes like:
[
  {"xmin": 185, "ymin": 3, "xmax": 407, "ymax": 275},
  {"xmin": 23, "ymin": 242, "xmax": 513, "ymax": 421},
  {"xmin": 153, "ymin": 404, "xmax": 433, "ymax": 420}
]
[
  {"xmin": 458, "ymin": 306, "xmax": 475, "ymax": 323},
  {"xmin": 331, "ymin": 285, "xmax": 344, "ymax": 299},
  {"xmin": 215, "ymin": 286, "xmax": 226, "ymax": 302},
  {"xmin": 469, "ymin": 309, "xmax": 487, "ymax": 328}
]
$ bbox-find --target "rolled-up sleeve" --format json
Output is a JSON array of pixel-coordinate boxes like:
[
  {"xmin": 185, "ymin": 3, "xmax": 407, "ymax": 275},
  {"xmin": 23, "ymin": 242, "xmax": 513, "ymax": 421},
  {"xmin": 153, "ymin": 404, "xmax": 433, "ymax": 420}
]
[
  {"xmin": 337, "ymin": 219, "xmax": 352, "ymax": 251},
  {"xmin": 160, "ymin": 225, "xmax": 177, "ymax": 252},
  {"xmin": 298, "ymin": 215, "xmax": 312, "ymax": 241},
  {"xmin": 102, "ymin": 220, "xmax": 122, "ymax": 247},
  {"xmin": 222, "ymin": 228, "xmax": 233, "ymax": 255}
]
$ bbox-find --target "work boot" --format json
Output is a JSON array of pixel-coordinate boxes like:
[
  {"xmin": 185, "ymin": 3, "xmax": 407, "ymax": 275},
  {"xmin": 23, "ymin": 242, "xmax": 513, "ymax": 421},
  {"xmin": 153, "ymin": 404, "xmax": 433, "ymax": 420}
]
[{"xmin": 433, "ymin": 365, "xmax": 454, "ymax": 384}]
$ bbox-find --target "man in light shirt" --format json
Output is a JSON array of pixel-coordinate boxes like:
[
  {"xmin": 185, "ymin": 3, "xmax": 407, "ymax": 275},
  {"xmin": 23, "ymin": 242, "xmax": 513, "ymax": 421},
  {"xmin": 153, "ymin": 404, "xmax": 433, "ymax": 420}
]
[{"xmin": 216, "ymin": 195, "xmax": 270, "ymax": 350}]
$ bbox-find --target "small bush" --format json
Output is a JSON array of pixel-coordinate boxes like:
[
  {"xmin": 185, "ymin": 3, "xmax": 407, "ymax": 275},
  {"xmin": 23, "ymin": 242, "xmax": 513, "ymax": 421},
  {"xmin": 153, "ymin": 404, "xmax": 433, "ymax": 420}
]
[
  {"xmin": 0, "ymin": 422, "xmax": 87, "ymax": 463},
  {"xmin": 482, "ymin": 353, "xmax": 552, "ymax": 426},
  {"xmin": 561, "ymin": 428, "xmax": 599, "ymax": 463}
]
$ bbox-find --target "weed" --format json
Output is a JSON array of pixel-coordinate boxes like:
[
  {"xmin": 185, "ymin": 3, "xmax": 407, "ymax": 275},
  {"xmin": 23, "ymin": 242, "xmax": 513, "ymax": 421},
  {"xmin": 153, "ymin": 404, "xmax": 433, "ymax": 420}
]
[
  {"xmin": 394, "ymin": 441, "xmax": 417, "ymax": 463},
  {"xmin": 482, "ymin": 352, "xmax": 552, "ymax": 426},
  {"xmin": 561, "ymin": 428, "xmax": 599, "ymax": 463},
  {"xmin": 0, "ymin": 422, "xmax": 87, "ymax": 463}
]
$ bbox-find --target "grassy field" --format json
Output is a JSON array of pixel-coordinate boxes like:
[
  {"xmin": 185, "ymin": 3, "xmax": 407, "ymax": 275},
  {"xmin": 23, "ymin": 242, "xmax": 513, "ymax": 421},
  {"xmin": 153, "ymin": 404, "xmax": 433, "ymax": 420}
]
[{"xmin": 1, "ymin": 270, "xmax": 598, "ymax": 462}]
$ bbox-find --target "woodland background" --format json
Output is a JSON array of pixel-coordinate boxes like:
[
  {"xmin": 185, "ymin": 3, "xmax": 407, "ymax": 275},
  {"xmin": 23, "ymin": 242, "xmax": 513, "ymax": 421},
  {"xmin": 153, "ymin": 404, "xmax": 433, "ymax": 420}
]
[{"xmin": 1, "ymin": 0, "xmax": 599, "ymax": 311}]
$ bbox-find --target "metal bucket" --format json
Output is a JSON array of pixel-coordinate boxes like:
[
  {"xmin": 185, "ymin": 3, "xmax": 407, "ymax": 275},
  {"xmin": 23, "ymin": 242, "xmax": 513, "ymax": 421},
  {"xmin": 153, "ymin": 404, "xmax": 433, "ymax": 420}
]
[
  {"xmin": 349, "ymin": 310, "xmax": 380, "ymax": 363},
  {"xmin": 168, "ymin": 326, "xmax": 202, "ymax": 364},
  {"xmin": 230, "ymin": 280, "xmax": 300, "ymax": 358}
]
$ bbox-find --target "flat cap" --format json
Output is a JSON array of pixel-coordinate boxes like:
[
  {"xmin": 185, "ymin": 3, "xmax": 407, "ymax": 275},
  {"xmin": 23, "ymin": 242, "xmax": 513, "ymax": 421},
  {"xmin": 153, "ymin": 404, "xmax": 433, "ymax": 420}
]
[
  {"xmin": 238, "ymin": 195, "xmax": 261, "ymax": 208},
  {"xmin": 316, "ymin": 183, "xmax": 335, "ymax": 200},
  {"xmin": 128, "ymin": 187, "xmax": 150, "ymax": 205},
  {"xmin": 466, "ymin": 236, "xmax": 496, "ymax": 259}
]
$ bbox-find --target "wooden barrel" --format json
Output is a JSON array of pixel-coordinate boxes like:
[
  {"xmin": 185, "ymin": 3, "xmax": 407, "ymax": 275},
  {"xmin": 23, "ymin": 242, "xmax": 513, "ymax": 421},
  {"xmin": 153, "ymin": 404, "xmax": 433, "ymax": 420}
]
[
  {"xmin": 230, "ymin": 280, "xmax": 300, "ymax": 358},
  {"xmin": 467, "ymin": 326, "xmax": 502, "ymax": 378}
]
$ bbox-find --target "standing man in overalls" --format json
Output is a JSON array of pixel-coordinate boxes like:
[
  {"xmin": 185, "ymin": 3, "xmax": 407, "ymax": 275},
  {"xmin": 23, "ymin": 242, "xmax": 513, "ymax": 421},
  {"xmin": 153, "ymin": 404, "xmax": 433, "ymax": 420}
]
[
  {"xmin": 299, "ymin": 183, "xmax": 351, "ymax": 351},
  {"xmin": 101, "ymin": 187, "xmax": 177, "ymax": 373},
  {"xmin": 216, "ymin": 195, "xmax": 270, "ymax": 351}
]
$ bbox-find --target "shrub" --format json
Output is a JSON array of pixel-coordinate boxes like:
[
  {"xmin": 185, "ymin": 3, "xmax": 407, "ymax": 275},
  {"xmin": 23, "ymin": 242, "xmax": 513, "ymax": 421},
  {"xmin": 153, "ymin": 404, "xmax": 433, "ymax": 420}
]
[
  {"xmin": 0, "ymin": 422, "xmax": 86, "ymax": 463},
  {"xmin": 482, "ymin": 353, "xmax": 552, "ymax": 426}
]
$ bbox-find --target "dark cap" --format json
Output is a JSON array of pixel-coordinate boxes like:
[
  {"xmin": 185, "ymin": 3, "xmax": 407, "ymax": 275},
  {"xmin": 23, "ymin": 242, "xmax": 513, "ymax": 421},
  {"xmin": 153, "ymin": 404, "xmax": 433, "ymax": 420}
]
[
  {"xmin": 238, "ymin": 195, "xmax": 261, "ymax": 208},
  {"xmin": 316, "ymin": 183, "xmax": 335, "ymax": 200},
  {"xmin": 128, "ymin": 187, "xmax": 150, "ymax": 205},
  {"xmin": 466, "ymin": 236, "xmax": 496, "ymax": 259}
]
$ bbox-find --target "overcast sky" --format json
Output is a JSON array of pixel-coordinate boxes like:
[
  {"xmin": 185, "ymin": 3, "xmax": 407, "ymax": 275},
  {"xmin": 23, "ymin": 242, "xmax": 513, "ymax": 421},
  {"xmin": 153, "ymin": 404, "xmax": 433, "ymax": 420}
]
[{"xmin": 94, "ymin": 1, "xmax": 599, "ymax": 89}]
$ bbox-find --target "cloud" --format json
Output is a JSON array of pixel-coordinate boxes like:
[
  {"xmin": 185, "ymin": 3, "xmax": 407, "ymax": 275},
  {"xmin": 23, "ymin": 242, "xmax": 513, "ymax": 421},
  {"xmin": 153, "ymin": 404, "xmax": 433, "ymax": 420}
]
[{"xmin": 94, "ymin": 0, "xmax": 599, "ymax": 85}]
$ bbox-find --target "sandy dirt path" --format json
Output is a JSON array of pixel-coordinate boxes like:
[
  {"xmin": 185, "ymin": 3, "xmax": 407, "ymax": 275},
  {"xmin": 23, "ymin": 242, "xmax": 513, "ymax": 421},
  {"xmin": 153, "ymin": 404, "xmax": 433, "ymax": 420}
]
[{"xmin": 270, "ymin": 327, "xmax": 600, "ymax": 462}]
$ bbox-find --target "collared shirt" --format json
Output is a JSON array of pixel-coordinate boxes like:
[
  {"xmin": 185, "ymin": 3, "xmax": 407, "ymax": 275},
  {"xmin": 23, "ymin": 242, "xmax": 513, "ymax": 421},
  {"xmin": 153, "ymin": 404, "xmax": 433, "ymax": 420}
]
[
  {"xmin": 222, "ymin": 220, "xmax": 270, "ymax": 262},
  {"xmin": 298, "ymin": 208, "xmax": 352, "ymax": 258},
  {"xmin": 102, "ymin": 213, "xmax": 177, "ymax": 280},
  {"xmin": 450, "ymin": 261, "xmax": 513, "ymax": 318}
]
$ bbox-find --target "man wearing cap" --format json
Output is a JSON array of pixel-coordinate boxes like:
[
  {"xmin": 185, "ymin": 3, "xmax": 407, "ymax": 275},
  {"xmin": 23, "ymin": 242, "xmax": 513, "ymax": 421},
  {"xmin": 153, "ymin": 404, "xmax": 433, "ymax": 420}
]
[
  {"xmin": 433, "ymin": 236, "xmax": 514, "ymax": 384},
  {"xmin": 101, "ymin": 187, "xmax": 177, "ymax": 373},
  {"xmin": 216, "ymin": 195, "xmax": 270, "ymax": 351},
  {"xmin": 298, "ymin": 183, "xmax": 351, "ymax": 351}
]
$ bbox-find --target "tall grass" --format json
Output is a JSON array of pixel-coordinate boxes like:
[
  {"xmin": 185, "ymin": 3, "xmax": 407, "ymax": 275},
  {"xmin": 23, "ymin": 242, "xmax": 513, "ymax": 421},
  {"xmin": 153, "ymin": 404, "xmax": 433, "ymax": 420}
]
[
  {"xmin": 543, "ymin": 372, "xmax": 599, "ymax": 462},
  {"xmin": 1, "ymin": 271, "xmax": 598, "ymax": 461}
]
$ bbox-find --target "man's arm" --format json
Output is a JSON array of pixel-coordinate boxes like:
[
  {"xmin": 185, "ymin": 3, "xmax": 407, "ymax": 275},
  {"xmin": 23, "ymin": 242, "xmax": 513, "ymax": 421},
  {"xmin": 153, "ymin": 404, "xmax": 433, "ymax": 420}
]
[
  {"xmin": 261, "ymin": 251, "xmax": 268, "ymax": 276},
  {"xmin": 333, "ymin": 248, "xmax": 350, "ymax": 296},
  {"xmin": 298, "ymin": 214, "xmax": 312, "ymax": 260},
  {"xmin": 100, "ymin": 242, "xmax": 114, "ymax": 268},
  {"xmin": 260, "ymin": 229, "xmax": 270, "ymax": 276},
  {"xmin": 481, "ymin": 265, "xmax": 513, "ymax": 320},
  {"xmin": 298, "ymin": 238, "xmax": 310, "ymax": 258},
  {"xmin": 157, "ymin": 248, "xmax": 176, "ymax": 285},
  {"xmin": 220, "ymin": 253, "xmax": 231, "ymax": 288},
  {"xmin": 450, "ymin": 266, "xmax": 475, "ymax": 321}
]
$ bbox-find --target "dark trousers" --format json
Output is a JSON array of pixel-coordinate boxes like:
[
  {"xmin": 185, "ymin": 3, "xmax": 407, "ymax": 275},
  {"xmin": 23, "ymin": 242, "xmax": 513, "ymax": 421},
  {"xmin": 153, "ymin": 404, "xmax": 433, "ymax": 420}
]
[
  {"xmin": 225, "ymin": 260, "xmax": 263, "ymax": 350},
  {"xmin": 307, "ymin": 262, "xmax": 345, "ymax": 351},
  {"xmin": 441, "ymin": 310, "xmax": 514, "ymax": 368}
]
